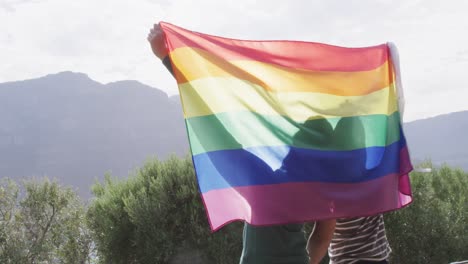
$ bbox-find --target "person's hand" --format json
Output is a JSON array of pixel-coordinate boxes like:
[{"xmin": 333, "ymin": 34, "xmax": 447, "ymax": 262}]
[{"xmin": 147, "ymin": 23, "xmax": 167, "ymax": 59}]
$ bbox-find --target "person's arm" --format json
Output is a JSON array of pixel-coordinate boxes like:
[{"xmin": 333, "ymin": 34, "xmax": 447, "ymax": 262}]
[
  {"xmin": 307, "ymin": 219, "xmax": 336, "ymax": 264},
  {"xmin": 387, "ymin": 42, "xmax": 405, "ymax": 118},
  {"xmin": 147, "ymin": 23, "xmax": 174, "ymax": 76}
]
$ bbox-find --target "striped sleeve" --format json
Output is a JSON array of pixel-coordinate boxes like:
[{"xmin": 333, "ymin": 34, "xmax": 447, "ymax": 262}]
[{"xmin": 329, "ymin": 215, "xmax": 391, "ymax": 263}]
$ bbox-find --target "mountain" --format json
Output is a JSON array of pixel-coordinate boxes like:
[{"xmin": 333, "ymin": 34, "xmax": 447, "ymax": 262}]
[
  {"xmin": 0, "ymin": 72, "xmax": 467, "ymax": 199},
  {"xmin": 0, "ymin": 72, "xmax": 188, "ymax": 198},
  {"xmin": 404, "ymin": 111, "xmax": 468, "ymax": 170}
]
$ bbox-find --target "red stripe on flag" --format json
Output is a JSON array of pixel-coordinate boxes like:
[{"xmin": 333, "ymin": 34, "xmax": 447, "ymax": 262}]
[{"xmin": 161, "ymin": 22, "xmax": 389, "ymax": 72}]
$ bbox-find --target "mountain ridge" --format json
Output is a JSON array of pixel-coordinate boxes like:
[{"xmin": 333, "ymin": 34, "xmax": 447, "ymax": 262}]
[{"xmin": 1, "ymin": 72, "xmax": 466, "ymax": 199}]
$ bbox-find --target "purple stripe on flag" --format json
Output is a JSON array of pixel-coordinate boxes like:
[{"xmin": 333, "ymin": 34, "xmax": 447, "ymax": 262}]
[{"xmin": 202, "ymin": 172, "xmax": 412, "ymax": 231}]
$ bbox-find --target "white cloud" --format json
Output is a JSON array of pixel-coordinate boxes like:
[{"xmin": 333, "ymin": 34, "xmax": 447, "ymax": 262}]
[
  {"xmin": 0, "ymin": 0, "xmax": 44, "ymax": 12},
  {"xmin": 1, "ymin": 0, "xmax": 467, "ymax": 121}
]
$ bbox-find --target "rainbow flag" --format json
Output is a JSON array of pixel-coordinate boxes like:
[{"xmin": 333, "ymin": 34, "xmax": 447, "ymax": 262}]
[{"xmin": 159, "ymin": 22, "xmax": 413, "ymax": 231}]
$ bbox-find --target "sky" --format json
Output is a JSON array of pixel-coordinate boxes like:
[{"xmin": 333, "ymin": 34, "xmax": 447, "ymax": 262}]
[{"xmin": 1, "ymin": 0, "xmax": 467, "ymax": 122}]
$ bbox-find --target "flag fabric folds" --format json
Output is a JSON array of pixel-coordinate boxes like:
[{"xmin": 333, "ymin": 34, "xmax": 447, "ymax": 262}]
[{"xmin": 159, "ymin": 22, "xmax": 413, "ymax": 231}]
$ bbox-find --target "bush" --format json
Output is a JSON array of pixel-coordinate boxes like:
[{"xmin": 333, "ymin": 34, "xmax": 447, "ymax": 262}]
[
  {"xmin": 87, "ymin": 156, "xmax": 468, "ymax": 264},
  {"xmin": 87, "ymin": 156, "xmax": 243, "ymax": 264},
  {"xmin": 385, "ymin": 163, "xmax": 468, "ymax": 263}
]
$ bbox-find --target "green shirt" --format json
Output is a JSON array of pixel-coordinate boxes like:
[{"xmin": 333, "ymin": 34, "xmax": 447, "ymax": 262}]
[{"xmin": 240, "ymin": 223, "xmax": 309, "ymax": 264}]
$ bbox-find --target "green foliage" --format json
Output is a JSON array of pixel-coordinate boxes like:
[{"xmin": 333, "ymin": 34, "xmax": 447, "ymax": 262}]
[
  {"xmin": 0, "ymin": 178, "xmax": 93, "ymax": 264},
  {"xmin": 0, "ymin": 179, "xmax": 24, "ymax": 263},
  {"xmin": 87, "ymin": 156, "xmax": 467, "ymax": 264},
  {"xmin": 1, "ymin": 156, "xmax": 464, "ymax": 263},
  {"xmin": 385, "ymin": 162, "xmax": 468, "ymax": 263},
  {"xmin": 87, "ymin": 156, "xmax": 243, "ymax": 264}
]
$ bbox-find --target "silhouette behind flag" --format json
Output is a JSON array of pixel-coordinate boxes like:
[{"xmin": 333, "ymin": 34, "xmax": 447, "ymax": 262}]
[{"xmin": 159, "ymin": 22, "xmax": 413, "ymax": 231}]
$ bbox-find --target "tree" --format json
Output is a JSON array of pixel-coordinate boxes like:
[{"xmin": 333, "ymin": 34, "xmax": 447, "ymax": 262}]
[
  {"xmin": 0, "ymin": 179, "xmax": 25, "ymax": 263},
  {"xmin": 0, "ymin": 178, "xmax": 94, "ymax": 264}
]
